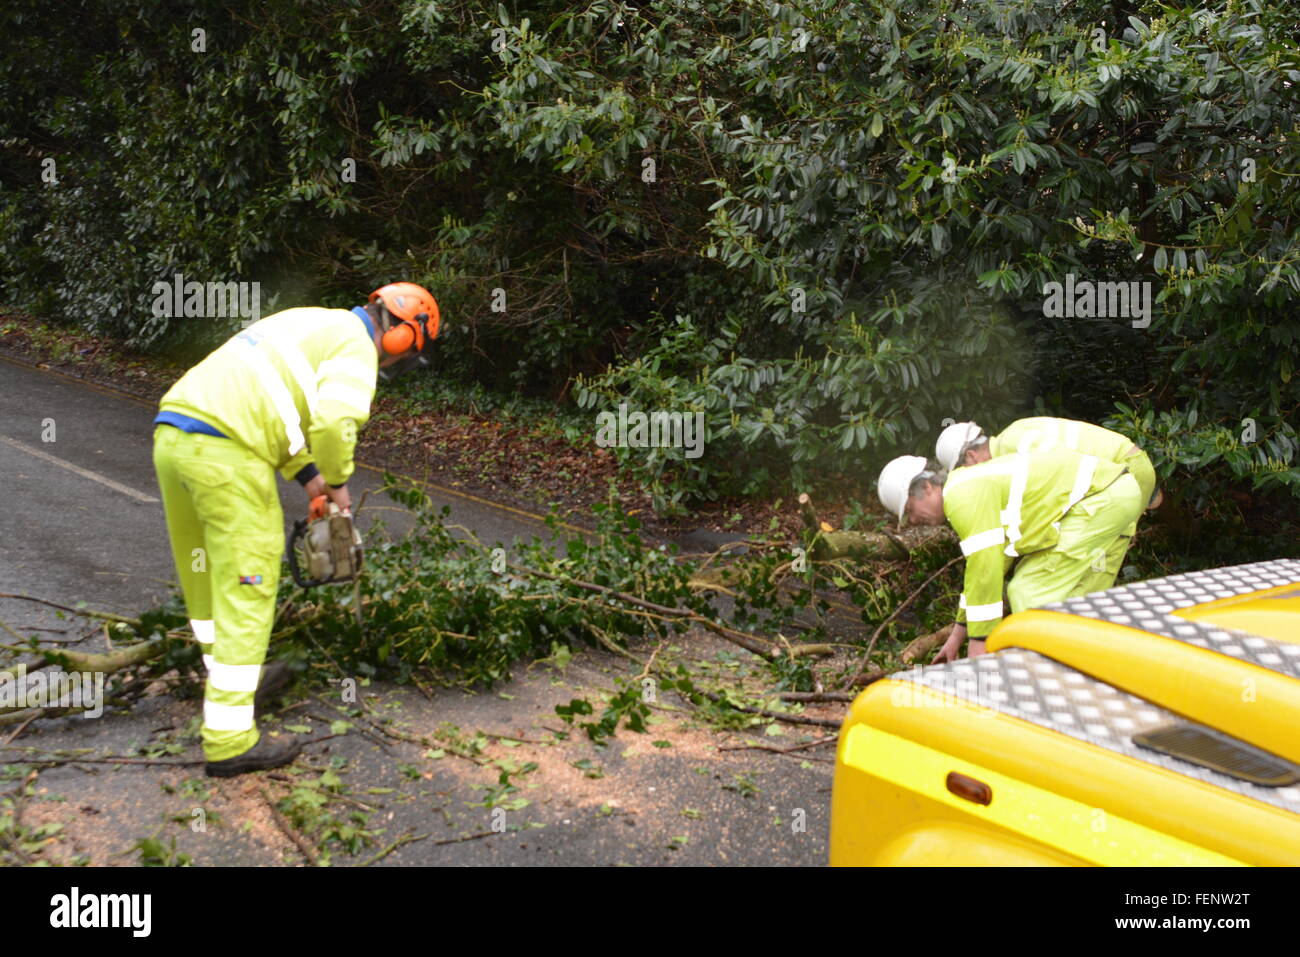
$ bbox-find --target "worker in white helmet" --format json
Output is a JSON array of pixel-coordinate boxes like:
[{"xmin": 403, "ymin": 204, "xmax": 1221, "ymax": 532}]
[
  {"xmin": 935, "ymin": 417, "xmax": 1161, "ymax": 510},
  {"xmin": 877, "ymin": 450, "xmax": 1144, "ymax": 662}
]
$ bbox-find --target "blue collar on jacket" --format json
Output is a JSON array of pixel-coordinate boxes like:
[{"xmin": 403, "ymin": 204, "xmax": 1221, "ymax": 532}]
[{"xmin": 351, "ymin": 305, "xmax": 377, "ymax": 341}]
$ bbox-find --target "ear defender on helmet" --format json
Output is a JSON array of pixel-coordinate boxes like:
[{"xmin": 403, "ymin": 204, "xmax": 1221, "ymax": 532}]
[{"xmin": 380, "ymin": 320, "xmax": 417, "ymax": 355}]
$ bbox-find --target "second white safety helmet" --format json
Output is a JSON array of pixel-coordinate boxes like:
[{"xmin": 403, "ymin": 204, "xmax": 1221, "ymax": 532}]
[
  {"xmin": 935, "ymin": 421, "xmax": 984, "ymax": 472},
  {"xmin": 877, "ymin": 455, "xmax": 930, "ymax": 523}
]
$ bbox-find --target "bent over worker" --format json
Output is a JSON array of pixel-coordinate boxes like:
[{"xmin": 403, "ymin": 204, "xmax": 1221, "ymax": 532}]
[
  {"xmin": 935, "ymin": 416, "xmax": 1161, "ymax": 511},
  {"xmin": 152, "ymin": 283, "xmax": 440, "ymax": 777},
  {"xmin": 877, "ymin": 449, "xmax": 1144, "ymax": 663}
]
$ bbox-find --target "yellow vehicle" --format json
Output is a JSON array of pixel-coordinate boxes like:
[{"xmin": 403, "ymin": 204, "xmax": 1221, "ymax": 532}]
[{"xmin": 830, "ymin": 559, "xmax": 1300, "ymax": 865}]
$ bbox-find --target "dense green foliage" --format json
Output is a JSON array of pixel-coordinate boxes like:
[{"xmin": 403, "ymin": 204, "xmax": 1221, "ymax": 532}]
[{"xmin": 1, "ymin": 0, "xmax": 1296, "ymax": 513}]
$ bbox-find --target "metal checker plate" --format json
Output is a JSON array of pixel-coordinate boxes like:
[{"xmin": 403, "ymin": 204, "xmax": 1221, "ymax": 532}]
[
  {"xmin": 894, "ymin": 649, "xmax": 1300, "ymax": 815},
  {"xmin": 1046, "ymin": 559, "xmax": 1300, "ymax": 680}
]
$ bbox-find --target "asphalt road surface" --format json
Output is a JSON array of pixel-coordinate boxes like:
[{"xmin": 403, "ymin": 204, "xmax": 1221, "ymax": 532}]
[
  {"xmin": 0, "ymin": 355, "xmax": 580, "ymax": 631},
  {"xmin": 0, "ymin": 355, "xmax": 834, "ymax": 866}
]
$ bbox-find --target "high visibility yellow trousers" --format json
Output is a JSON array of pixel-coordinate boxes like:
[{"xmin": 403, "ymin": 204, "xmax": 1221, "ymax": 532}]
[
  {"xmin": 1007, "ymin": 472, "xmax": 1144, "ymax": 613},
  {"xmin": 152, "ymin": 426, "xmax": 283, "ymax": 761}
]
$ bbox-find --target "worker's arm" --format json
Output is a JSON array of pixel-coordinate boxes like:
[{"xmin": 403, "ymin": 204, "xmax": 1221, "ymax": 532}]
[
  {"xmin": 959, "ymin": 545, "xmax": 1005, "ymax": 639},
  {"xmin": 945, "ymin": 479, "xmax": 1009, "ymax": 641},
  {"xmin": 279, "ymin": 450, "xmax": 317, "ymax": 484},
  {"xmin": 308, "ymin": 351, "xmax": 378, "ymax": 487},
  {"xmin": 273, "ymin": 460, "xmax": 348, "ymax": 510}
]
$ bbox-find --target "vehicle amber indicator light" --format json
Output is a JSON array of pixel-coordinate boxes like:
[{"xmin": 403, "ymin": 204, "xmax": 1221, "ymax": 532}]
[{"xmin": 946, "ymin": 771, "xmax": 992, "ymax": 806}]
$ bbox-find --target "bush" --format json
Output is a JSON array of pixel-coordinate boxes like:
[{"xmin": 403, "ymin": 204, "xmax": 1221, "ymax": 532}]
[{"xmin": 1, "ymin": 0, "xmax": 1296, "ymax": 515}]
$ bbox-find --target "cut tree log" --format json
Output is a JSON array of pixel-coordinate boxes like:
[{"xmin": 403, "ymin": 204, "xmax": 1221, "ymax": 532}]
[
  {"xmin": 0, "ymin": 643, "xmax": 173, "ymax": 717},
  {"xmin": 42, "ymin": 642, "xmax": 164, "ymax": 674},
  {"xmin": 900, "ymin": 624, "xmax": 954, "ymax": 664},
  {"xmin": 796, "ymin": 493, "xmax": 957, "ymax": 560},
  {"xmin": 842, "ymin": 626, "xmax": 954, "ymax": 690}
]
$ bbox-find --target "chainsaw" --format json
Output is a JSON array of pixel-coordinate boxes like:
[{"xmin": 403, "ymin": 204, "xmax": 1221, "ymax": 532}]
[{"xmin": 287, "ymin": 495, "xmax": 364, "ymax": 588}]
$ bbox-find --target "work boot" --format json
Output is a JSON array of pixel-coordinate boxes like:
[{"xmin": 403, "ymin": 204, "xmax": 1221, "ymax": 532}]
[
  {"xmin": 253, "ymin": 661, "xmax": 294, "ymax": 717},
  {"xmin": 205, "ymin": 733, "xmax": 302, "ymax": 778}
]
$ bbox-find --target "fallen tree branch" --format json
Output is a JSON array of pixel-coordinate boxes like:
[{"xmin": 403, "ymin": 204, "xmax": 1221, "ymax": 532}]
[
  {"xmin": 849, "ymin": 668, "xmax": 889, "ymax": 688},
  {"xmin": 42, "ymin": 641, "xmax": 166, "ymax": 674},
  {"xmin": 509, "ymin": 563, "xmax": 831, "ymax": 661},
  {"xmin": 0, "ymin": 593, "xmax": 137, "ymax": 624},
  {"xmin": 347, "ymin": 711, "xmax": 489, "ymax": 767},
  {"xmin": 2, "ymin": 712, "xmax": 40, "ymax": 745},
  {"xmin": 848, "ymin": 556, "xmax": 963, "ymax": 685},
  {"xmin": 0, "ymin": 617, "xmax": 33, "ymax": 647},
  {"xmin": 261, "ymin": 788, "xmax": 320, "ymax": 866},
  {"xmin": 429, "ymin": 829, "xmax": 499, "ymax": 847},
  {"xmin": 68, "ymin": 756, "xmax": 205, "ymax": 767},
  {"xmin": 0, "ymin": 708, "xmax": 46, "ymax": 728},
  {"xmin": 700, "ymin": 691, "xmax": 842, "ymax": 728},
  {"xmin": 0, "ymin": 748, "xmax": 204, "ymax": 768},
  {"xmin": 359, "ymin": 830, "xmax": 427, "ymax": 866}
]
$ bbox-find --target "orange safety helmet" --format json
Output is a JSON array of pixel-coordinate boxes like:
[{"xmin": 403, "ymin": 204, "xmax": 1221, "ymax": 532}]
[{"xmin": 368, "ymin": 282, "xmax": 441, "ymax": 355}]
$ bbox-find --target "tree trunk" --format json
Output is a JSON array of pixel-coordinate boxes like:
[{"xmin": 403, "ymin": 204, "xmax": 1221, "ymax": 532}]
[{"xmin": 796, "ymin": 493, "xmax": 957, "ymax": 560}]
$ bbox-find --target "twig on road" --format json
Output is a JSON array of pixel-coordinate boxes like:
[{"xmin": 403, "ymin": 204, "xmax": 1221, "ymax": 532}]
[
  {"xmin": 359, "ymin": 830, "xmax": 427, "ymax": 866},
  {"xmin": 0, "ymin": 593, "xmax": 136, "ymax": 624},
  {"xmin": 260, "ymin": 787, "xmax": 320, "ymax": 866},
  {"xmin": 2, "ymin": 712, "xmax": 40, "ymax": 745},
  {"xmin": 429, "ymin": 829, "xmax": 499, "ymax": 847},
  {"xmin": 719, "ymin": 734, "xmax": 838, "ymax": 756},
  {"xmin": 699, "ymin": 691, "xmax": 843, "ymax": 728}
]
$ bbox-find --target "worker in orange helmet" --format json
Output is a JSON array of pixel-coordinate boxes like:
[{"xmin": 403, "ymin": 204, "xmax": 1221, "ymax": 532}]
[{"xmin": 152, "ymin": 283, "xmax": 440, "ymax": 776}]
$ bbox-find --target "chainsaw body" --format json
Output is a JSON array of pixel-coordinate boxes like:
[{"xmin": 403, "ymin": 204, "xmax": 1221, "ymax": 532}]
[{"xmin": 288, "ymin": 501, "xmax": 364, "ymax": 588}]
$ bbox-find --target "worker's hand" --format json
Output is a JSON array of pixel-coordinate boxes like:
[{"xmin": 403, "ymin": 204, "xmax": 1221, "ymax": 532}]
[
  {"xmin": 303, "ymin": 474, "xmax": 327, "ymax": 501},
  {"xmin": 968, "ymin": 639, "xmax": 987, "ymax": 657},
  {"xmin": 326, "ymin": 483, "xmax": 352, "ymax": 515},
  {"xmin": 932, "ymin": 624, "xmax": 967, "ymax": 664}
]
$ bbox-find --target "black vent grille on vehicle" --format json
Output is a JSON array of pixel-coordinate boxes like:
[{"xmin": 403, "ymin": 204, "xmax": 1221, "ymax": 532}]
[{"xmin": 1132, "ymin": 724, "xmax": 1300, "ymax": 788}]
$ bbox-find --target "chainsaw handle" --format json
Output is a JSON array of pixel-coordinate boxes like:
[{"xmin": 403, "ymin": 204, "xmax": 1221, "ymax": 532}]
[{"xmin": 308, "ymin": 494, "xmax": 329, "ymax": 521}]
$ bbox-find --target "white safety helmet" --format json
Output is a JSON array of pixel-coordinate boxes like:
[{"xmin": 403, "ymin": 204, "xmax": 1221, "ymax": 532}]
[
  {"xmin": 877, "ymin": 455, "xmax": 929, "ymax": 523},
  {"xmin": 935, "ymin": 421, "xmax": 984, "ymax": 472}
]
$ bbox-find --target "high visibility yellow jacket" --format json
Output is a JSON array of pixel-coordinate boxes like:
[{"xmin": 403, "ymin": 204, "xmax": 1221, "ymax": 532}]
[
  {"xmin": 990, "ymin": 416, "xmax": 1135, "ymax": 463},
  {"xmin": 943, "ymin": 449, "xmax": 1128, "ymax": 638},
  {"xmin": 158, "ymin": 307, "xmax": 377, "ymax": 486}
]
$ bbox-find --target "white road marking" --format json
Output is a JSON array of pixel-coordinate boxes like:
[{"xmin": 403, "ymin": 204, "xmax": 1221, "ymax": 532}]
[{"xmin": 0, "ymin": 434, "xmax": 159, "ymax": 503}]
